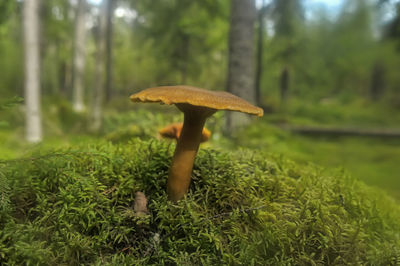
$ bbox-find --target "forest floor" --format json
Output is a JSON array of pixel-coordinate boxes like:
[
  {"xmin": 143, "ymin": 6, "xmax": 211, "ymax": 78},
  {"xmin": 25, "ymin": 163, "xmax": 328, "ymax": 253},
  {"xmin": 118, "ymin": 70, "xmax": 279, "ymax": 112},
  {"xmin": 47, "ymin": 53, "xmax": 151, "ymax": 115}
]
[
  {"xmin": 1, "ymin": 99, "xmax": 399, "ymax": 200},
  {"xmin": 2, "ymin": 139, "xmax": 399, "ymax": 264},
  {"xmin": 1, "ymin": 99, "xmax": 400, "ymax": 264}
]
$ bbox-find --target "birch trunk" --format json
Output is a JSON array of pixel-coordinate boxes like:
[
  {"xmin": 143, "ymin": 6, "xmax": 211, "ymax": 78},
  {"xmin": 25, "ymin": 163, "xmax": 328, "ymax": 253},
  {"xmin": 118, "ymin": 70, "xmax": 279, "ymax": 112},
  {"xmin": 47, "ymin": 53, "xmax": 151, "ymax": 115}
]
[
  {"xmin": 226, "ymin": 0, "xmax": 256, "ymax": 131},
  {"xmin": 72, "ymin": 0, "xmax": 87, "ymax": 112},
  {"xmin": 24, "ymin": 0, "xmax": 42, "ymax": 143},
  {"xmin": 90, "ymin": 1, "xmax": 107, "ymax": 132},
  {"xmin": 105, "ymin": 0, "xmax": 114, "ymax": 102}
]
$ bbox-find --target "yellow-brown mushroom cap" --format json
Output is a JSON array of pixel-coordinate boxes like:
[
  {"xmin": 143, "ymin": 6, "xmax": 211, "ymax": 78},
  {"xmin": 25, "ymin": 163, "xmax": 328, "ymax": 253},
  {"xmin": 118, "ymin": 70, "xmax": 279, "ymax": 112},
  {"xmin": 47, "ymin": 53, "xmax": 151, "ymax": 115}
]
[{"xmin": 130, "ymin": 85, "xmax": 264, "ymax": 117}]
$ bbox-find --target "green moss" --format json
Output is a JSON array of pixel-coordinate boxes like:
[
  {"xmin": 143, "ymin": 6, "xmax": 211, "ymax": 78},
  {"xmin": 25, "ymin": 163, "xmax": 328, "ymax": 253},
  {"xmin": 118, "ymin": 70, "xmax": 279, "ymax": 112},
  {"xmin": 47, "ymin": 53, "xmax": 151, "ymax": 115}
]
[
  {"xmin": 229, "ymin": 121, "xmax": 400, "ymax": 201},
  {"xmin": 0, "ymin": 140, "xmax": 399, "ymax": 265}
]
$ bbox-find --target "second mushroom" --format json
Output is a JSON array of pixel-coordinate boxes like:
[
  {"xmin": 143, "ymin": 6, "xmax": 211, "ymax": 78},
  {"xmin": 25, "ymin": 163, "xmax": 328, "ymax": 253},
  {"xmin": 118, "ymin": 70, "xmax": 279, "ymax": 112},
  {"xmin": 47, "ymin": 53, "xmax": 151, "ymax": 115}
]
[
  {"xmin": 159, "ymin": 122, "xmax": 211, "ymax": 143},
  {"xmin": 130, "ymin": 85, "xmax": 263, "ymax": 202}
]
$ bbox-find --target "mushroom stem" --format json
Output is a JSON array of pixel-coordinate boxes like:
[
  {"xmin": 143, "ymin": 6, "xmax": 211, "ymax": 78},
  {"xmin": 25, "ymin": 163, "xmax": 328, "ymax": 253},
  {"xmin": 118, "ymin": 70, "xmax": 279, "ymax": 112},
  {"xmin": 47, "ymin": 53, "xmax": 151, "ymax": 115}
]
[{"xmin": 167, "ymin": 112, "xmax": 206, "ymax": 202}]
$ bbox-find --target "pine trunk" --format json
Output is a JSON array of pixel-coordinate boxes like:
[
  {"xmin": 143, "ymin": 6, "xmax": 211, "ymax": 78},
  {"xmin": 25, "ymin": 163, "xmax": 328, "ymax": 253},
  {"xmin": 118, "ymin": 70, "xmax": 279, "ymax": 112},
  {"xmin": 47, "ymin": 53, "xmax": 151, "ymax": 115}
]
[
  {"xmin": 23, "ymin": 0, "xmax": 42, "ymax": 143},
  {"xmin": 226, "ymin": 0, "xmax": 256, "ymax": 130}
]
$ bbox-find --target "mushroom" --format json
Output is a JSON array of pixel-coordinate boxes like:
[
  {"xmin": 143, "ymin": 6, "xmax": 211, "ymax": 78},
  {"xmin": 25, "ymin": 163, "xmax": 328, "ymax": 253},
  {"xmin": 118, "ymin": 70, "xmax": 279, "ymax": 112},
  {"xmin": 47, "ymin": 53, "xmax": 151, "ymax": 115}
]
[
  {"xmin": 130, "ymin": 85, "xmax": 263, "ymax": 202},
  {"xmin": 159, "ymin": 122, "xmax": 211, "ymax": 143}
]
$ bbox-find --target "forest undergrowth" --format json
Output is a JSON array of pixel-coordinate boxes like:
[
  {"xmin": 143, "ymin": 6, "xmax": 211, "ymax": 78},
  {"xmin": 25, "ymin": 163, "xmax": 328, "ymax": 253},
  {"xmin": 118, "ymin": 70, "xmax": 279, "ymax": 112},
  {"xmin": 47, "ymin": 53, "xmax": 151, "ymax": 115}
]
[{"xmin": 0, "ymin": 139, "xmax": 399, "ymax": 265}]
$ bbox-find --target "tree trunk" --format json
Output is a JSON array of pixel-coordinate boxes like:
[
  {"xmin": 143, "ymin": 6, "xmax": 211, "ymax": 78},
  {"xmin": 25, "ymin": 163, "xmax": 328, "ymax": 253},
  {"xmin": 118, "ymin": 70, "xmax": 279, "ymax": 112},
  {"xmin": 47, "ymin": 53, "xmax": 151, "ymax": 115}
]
[
  {"xmin": 255, "ymin": 0, "xmax": 266, "ymax": 107},
  {"xmin": 105, "ymin": 0, "xmax": 114, "ymax": 103},
  {"xmin": 90, "ymin": 1, "xmax": 107, "ymax": 132},
  {"xmin": 226, "ymin": 0, "xmax": 256, "ymax": 131},
  {"xmin": 72, "ymin": 0, "xmax": 87, "ymax": 112},
  {"xmin": 23, "ymin": 0, "xmax": 42, "ymax": 143}
]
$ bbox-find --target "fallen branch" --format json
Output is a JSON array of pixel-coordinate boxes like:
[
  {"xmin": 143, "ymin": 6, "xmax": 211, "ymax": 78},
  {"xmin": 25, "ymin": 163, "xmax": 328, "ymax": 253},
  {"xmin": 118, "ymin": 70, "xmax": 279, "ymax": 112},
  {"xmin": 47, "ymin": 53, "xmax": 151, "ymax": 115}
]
[{"xmin": 280, "ymin": 125, "xmax": 400, "ymax": 138}]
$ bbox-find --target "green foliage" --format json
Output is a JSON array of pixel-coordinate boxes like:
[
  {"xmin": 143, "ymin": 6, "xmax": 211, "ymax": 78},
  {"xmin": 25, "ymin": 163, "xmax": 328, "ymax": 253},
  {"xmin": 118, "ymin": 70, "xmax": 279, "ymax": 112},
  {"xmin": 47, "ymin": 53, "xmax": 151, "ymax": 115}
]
[
  {"xmin": 128, "ymin": 0, "xmax": 229, "ymax": 87},
  {"xmin": 0, "ymin": 97, "xmax": 23, "ymax": 128},
  {"xmin": 271, "ymin": 0, "xmax": 304, "ymax": 38},
  {"xmin": 0, "ymin": 4, "xmax": 23, "ymax": 99},
  {"xmin": 261, "ymin": 0, "xmax": 400, "ymax": 104},
  {"xmin": 0, "ymin": 97, "xmax": 23, "ymax": 111},
  {"xmin": 41, "ymin": 97, "xmax": 89, "ymax": 135},
  {"xmin": 40, "ymin": 0, "xmax": 74, "ymax": 96},
  {"xmin": 103, "ymin": 106, "xmax": 179, "ymax": 138},
  {"xmin": 0, "ymin": 140, "xmax": 399, "ymax": 264},
  {"xmin": 270, "ymin": 0, "xmax": 304, "ymax": 63},
  {"xmin": 0, "ymin": 1, "xmax": 17, "ymax": 25},
  {"xmin": 0, "ymin": 170, "xmax": 11, "ymax": 221}
]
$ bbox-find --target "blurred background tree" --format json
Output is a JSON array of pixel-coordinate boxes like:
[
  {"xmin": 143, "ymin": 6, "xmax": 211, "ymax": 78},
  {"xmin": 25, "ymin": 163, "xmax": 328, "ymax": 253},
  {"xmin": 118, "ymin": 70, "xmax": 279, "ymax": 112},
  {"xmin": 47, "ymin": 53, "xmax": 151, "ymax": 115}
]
[
  {"xmin": 24, "ymin": 0, "xmax": 42, "ymax": 143},
  {"xmin": 72, "ymin": 0, "xmax": 88, "ymax": 112},
  {"xmin": 226, "ymin": 0, "xmax": 257, "ymax": 130}
]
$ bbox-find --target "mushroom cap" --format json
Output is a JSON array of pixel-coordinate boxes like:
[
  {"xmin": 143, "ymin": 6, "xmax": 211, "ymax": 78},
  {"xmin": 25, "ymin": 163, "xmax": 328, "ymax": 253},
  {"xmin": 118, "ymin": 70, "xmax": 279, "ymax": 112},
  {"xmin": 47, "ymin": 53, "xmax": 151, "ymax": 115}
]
[
  {"xmin": 130, "ymin": 85, "xmax": 264, "ymax": 117},
  {"xmin": 158, "ymin": 123, "xmax": 181, "ymax": 140},
  {"xmin": 159, "ymin": 122, "xmax": 211, "ymax": 142}
]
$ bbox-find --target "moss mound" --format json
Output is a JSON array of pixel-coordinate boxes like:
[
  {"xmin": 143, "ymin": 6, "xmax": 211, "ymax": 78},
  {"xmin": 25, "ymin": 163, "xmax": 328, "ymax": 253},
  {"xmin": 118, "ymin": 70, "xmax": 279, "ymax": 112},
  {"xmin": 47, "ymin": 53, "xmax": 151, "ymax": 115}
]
[{"xmin": 0, "ymin": 140, "xmax": 399, "ymax": 265}]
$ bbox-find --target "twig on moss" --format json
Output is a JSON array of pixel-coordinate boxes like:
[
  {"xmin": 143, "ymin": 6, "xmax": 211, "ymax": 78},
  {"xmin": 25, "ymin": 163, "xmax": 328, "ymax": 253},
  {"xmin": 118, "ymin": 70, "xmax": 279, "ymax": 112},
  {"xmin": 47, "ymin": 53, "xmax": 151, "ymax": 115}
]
[
  {"xmin": 117, "ymin": 246, "xmax": 132, "ymax": 254},
  {"xmin": 102, "ymin": 186, "xmax": 117, "ymax": 195}
]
